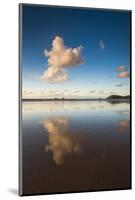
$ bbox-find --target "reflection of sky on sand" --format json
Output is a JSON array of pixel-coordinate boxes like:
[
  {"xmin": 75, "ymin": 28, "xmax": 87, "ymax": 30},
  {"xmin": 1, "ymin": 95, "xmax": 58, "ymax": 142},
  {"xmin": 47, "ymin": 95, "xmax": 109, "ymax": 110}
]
[
  {"xmin": 23, "ymin": 101, "xmax": 130, "ymax": 117},
  {"xmin": 42, "ymin": 117, "xmax": 80, "ymax": 165},
  {"xmin": 117, "ymin": 110, "xmax": 130, "ymax": 117},
  {"xmin": 22, "ymin": 101, "xmax": 130, "ymax": 135},
  {"xmin": 22, "ymin": 102, "xmax": 130, "ymax": 135}
]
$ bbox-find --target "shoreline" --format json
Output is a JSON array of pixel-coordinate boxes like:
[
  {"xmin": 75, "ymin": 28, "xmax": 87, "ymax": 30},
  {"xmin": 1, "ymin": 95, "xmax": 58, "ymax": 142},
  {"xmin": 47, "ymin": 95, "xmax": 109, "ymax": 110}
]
[{"xmin": 22, "ymin": 99, "xmax": 130, "ymax": 102}]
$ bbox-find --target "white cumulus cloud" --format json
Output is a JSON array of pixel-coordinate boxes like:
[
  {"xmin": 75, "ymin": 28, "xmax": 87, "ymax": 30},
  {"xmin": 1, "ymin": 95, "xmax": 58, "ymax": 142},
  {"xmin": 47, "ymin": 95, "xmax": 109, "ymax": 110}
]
[{"xmin": 41, "ymin": 36, "xmax": 83, "ymax": 83}]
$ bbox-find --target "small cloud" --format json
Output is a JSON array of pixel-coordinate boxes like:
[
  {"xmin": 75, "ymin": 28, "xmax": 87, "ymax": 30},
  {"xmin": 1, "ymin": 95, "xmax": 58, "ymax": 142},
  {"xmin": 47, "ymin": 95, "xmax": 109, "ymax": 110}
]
[
  {"xmin": 89, "ymin": 91, "xmax": 95, "ymax": 93},
  {"xmin": 117, "ymin": 66, "xmax": 125, "ymax": 71},
  {"xmin": 116, "ymin": 65, "xmax": 129, "ymax": 79},
  {"xmin": 109, "ymin": 92, "xmax": 116, "ymax": 95},
  {"xmin": 118, "ymin": 71, "xmax": 129, "ymax": 78},
  {"xmin": 41, "ymin": 36, "xmax": 84, "ymax": 83},
  {"xmin": 73, "ymin": 90, "xmax": 79, "ymax": 93},
  {"xmin": 99, "ymin": 91, "xmax": 105, "ymax": 94},
  {"xmin": 49, "ymin": 90, "xmax": 58, "ymax": 93},
  {"xmin": 99, "ymin": 40, "xmax": 105, "ymax": 50},
  {"xmin": 115, "ymin": 83, "xmax": 124, "ymax": 87},
  {"xmin": 23, "ymin": 90, "xmax": 32, "ymax": 95},
  {"xmin": 64, "ymin": 89, "xmax": 70, "ymax": 93}
]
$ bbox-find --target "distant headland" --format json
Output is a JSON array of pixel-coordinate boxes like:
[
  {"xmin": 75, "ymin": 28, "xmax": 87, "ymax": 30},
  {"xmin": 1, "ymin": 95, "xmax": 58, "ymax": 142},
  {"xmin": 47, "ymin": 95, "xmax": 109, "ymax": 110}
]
[{"xmin": 106, "ymin": 95, "xmax": 130, "ymax": 100}]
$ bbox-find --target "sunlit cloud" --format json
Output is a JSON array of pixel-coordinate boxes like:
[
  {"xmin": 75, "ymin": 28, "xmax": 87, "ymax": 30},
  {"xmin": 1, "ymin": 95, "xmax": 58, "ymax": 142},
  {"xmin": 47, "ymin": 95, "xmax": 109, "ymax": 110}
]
[
  {"xmin": 99, "ymin": 40, "xmax": 105, "ymax": 50},
  {"xmin": 42, "ymin": 117, "xmax": 80, "ymax": 165},
  {"xmin": 116, "ymin": 65, "xmax": 129, "ymax": 78},
  {"xmin": 41, "ymin": 36, "xmax": 84, "ymax": 83},
  {"xmin": 118, "ymin": 71, "xmax": 129, "ymax": 78},
  {"xmin": 117, "ymin": 66, "xmax": 126, "ymax": 71}
]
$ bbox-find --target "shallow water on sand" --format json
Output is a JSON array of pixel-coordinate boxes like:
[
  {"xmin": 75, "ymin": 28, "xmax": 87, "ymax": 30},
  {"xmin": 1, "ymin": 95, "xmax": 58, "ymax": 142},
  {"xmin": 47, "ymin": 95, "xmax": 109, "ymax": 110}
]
[{"xmin": 21, "ymin": 101, "xmax": 130, "ymax": 195}]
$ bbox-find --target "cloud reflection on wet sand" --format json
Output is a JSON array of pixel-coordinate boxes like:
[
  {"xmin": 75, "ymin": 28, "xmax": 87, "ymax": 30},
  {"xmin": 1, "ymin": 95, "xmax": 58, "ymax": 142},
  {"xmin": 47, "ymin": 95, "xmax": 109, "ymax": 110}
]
[
  {"xmin": 118, "ymin": 120, "xmax": 129, "ymax": 133},
  {"xmin": 42, "ymin": 117, "xmax": 80, "ymax": 165}
]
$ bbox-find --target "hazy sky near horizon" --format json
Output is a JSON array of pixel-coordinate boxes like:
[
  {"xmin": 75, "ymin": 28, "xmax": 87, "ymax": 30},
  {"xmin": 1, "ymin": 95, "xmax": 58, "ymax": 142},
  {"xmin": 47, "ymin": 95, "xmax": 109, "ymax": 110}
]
[{"xmin": 21, "ymin": 5, "xmax": 130, "ymax": 99}]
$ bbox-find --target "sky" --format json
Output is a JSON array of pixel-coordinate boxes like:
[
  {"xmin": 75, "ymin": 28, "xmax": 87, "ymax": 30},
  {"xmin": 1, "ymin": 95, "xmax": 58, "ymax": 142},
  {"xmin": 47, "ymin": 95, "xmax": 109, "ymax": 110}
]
[{"xmin": 21, "ymin": 5, "xmax": 131, "ymax": 99}]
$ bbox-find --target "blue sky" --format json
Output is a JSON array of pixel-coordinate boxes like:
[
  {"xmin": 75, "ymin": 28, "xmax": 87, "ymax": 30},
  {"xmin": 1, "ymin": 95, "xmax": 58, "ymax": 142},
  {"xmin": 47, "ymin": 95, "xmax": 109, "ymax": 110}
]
[{"xmin": 21, "ymin": 5, "xmax": 130, "ymax": 99}]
